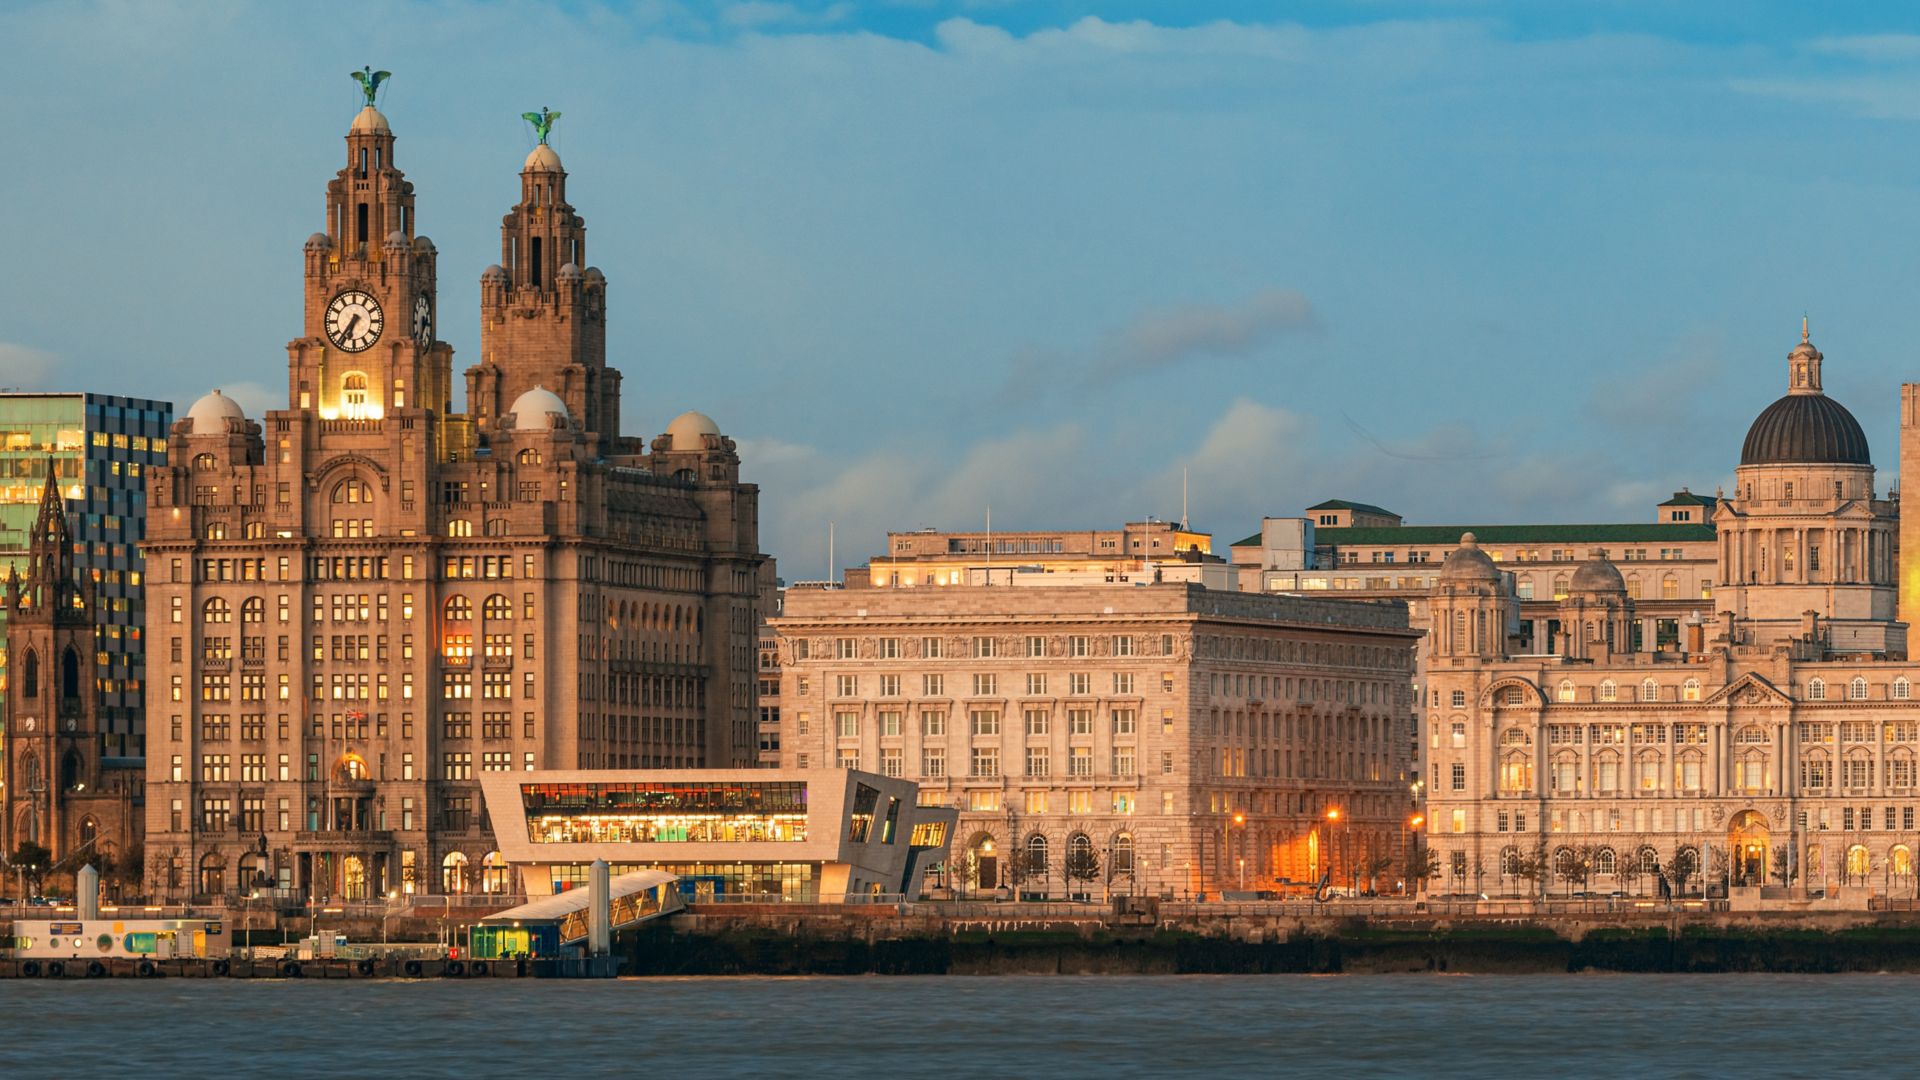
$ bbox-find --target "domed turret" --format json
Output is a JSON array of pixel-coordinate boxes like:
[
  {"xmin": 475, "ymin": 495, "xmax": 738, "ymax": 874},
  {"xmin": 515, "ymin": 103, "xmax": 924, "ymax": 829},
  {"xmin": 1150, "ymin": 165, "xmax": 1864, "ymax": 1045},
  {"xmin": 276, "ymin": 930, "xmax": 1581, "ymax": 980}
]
[
  {"xmin": 1438, "ymin": 532, "xmax": 1501, "ymax": 583},
  {"xmin": 481, "ymin": 264, "xmax": 508, "ymax": 284},
  {"xmin": 349, "ymin": 106, "xmax": 390, "ymax": 135},
  {"xmin": 665, "ymin": 411, "xmax": 721, "ymax": 451},
  {"xmin": 557, "ymin": 262, "xmax": 582, "ymax": 283},
  {"xmin": 1570, "ymin": 552, "xmax": 1626, "ymax": 594},
  {"xmin": 508, "ymin": 386, "xmax": 572, "ymax": 432},
  {"xmin": 524, "ymin": 143, "xmax": 563, "ymax": 172},
  {"xmin": 1740, "ymin": 324, "xmax": 1870, "ymax": 466},
  {"xmin": 186, "ymin": 390, "xmax": 247, "ymax": 436},
  {"xmin": 304, "ymin": 232, "xmax": 332, "ymax": 251}
]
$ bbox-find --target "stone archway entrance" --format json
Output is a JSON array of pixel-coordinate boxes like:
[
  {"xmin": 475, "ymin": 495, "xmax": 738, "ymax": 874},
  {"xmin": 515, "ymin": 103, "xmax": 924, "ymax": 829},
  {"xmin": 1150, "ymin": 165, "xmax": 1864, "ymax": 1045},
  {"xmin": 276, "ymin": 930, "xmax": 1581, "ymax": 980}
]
[{"xmin": 1729, "ymin": 810, "xmax": 1770, "ymax": 886}]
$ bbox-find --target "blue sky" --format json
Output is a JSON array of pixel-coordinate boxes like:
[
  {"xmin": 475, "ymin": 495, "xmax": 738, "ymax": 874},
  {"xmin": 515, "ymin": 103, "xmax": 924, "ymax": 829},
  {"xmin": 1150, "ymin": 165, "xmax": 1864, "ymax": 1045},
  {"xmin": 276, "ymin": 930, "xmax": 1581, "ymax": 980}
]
[{"xmin": 9, "ymin": 2, "xmax": 1920, "ymax": 577}]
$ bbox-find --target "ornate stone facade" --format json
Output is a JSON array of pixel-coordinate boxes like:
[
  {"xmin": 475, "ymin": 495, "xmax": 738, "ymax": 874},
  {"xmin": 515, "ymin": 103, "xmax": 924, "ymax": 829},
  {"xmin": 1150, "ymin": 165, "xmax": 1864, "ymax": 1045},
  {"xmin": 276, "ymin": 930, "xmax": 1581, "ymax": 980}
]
[
  {"xmin": 1426, "ymin": 330, "xmax": 1920, "ymax": 900},
  {"xmin": 140, "ymin": 97, "xmax": 764, "ymax": 903},
  {"xmin": 774, "ymin": 583, "xmax": 1418, "ymax": 899}
]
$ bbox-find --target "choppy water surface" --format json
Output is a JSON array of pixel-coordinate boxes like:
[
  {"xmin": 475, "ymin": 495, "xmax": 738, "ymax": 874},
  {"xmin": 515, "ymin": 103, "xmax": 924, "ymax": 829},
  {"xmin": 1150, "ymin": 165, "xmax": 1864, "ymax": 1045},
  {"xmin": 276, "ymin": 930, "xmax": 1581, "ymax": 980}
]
[{"xmin": 6, "ymin": 973, "xmax": 1906, "ymax": 1078}]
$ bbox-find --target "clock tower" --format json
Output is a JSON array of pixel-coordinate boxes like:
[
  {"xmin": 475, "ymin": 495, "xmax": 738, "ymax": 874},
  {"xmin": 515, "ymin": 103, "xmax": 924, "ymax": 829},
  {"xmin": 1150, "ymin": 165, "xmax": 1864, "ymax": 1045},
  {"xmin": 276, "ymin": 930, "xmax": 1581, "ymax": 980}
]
[{"xmin": 289, "ymin": 98, "xmax": 455, "ymax": 438}]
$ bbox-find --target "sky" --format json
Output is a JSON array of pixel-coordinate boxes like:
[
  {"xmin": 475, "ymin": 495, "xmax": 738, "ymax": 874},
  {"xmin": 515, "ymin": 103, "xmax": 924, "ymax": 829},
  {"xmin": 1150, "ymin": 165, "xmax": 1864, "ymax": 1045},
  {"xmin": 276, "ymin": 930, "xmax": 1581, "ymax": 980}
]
[{"xmin": 11, "ymin": 2, "xmax": 1920, "ymax": 578}]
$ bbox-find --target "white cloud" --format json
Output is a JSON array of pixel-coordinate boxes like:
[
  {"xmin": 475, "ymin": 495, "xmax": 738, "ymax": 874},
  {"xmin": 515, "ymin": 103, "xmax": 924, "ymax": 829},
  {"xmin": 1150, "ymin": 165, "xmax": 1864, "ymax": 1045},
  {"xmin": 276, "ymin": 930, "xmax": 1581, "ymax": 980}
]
[
  {"xmin": 1005, "ymin": 287, "xmax": 1319, "ymax": 398},
  {"xmin": 0, "ymin": 343, "xmax": 59, "ymax": 390}
]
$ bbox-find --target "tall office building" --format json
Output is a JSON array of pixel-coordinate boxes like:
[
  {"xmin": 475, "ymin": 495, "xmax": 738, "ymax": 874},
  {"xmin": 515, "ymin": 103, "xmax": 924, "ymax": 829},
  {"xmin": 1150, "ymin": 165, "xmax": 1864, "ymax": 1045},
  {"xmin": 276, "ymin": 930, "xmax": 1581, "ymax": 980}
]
[
  {"xmin": 141, "ymin": 92, "xmax": 763, "ymax": 902},
  {"xmin": 0, "ymin": 392, "xmax": 173, "ymax": 757}
]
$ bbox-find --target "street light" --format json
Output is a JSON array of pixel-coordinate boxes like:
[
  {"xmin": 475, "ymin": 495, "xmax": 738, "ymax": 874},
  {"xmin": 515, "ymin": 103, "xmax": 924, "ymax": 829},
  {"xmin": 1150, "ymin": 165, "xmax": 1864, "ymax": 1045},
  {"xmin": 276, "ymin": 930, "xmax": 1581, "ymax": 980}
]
[
  {"xmin": 1231, "ymin": 812, "xmax": 1247, "ymax": 892},
  {"xmin": 1326, "ymin": 808, "xmax": 1346, "ymax": 895},
  {"xmin": 1406, "ymin": 814, "xmax": 1426, "ymax": 897}
]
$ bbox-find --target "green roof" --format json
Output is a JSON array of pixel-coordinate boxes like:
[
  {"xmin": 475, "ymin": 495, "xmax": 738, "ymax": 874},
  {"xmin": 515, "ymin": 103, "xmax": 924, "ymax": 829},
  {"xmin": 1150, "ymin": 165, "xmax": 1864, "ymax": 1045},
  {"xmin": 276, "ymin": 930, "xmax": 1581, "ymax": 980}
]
[
  {"xmin": 1658, "ymin": 491, "xmax": 1717, "ymax": 507},
  {"xmin": 1314, "ymin": 522, "xmax": 1717, "ymax": 546},
  {"xmin": 1306, "ymin": 498, "xmax": 1399, "ymax": 517}
]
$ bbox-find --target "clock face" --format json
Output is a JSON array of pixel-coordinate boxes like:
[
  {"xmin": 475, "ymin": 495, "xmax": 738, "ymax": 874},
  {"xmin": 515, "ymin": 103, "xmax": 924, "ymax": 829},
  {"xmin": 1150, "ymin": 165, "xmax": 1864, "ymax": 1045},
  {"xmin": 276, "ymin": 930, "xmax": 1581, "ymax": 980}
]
[
  {"xmin": 21, "ymin": 716, "xmax": 34, "ymax": 732},
  {"xmin": 325, "ymin": 290, "xmax": 384, "ymax": 352},
  {"xmin": 413, "ymin": 293, "xmax": 433, "ymax": 348}
]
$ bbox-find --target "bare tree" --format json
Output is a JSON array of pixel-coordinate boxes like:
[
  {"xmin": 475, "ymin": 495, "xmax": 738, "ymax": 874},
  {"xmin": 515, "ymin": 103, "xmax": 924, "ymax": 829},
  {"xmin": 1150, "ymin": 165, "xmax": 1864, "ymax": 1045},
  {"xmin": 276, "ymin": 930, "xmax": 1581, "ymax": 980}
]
[
  {"xmin": 1617, "ymin": 841, "xmax": 1644, "ymax": 897},
  {"xmin": 1771, "ymin": 846, "xmax": 1792, "ymax": 887},
  {"xmin": 1063, "ymin": 840, "xmax": 1101, "ymax": 900}
]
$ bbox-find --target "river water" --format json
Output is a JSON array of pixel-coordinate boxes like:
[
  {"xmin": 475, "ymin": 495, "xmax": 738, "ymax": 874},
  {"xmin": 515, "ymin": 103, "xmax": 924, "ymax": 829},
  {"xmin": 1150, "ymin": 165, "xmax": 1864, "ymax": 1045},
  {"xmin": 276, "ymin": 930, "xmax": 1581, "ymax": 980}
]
[{"xmin": 3, "ymin": 973, "xmax": 1901, "ymax": 1078}]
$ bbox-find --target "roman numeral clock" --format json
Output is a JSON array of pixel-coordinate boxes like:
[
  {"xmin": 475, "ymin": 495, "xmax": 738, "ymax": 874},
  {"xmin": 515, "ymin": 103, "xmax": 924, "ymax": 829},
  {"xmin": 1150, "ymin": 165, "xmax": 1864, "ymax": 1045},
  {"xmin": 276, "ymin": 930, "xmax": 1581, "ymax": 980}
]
[{"xmin": 324, "ymin": 290, "xmax": 385, "ymax": 352}]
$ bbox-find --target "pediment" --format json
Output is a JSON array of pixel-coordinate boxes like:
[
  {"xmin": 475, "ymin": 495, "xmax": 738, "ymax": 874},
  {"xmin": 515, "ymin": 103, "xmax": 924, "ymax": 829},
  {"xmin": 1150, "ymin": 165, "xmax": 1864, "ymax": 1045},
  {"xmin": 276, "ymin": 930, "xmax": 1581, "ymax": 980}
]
[{"xmin": 1705, "ymin": 671, "xmax": 1789, "ymax": 707}]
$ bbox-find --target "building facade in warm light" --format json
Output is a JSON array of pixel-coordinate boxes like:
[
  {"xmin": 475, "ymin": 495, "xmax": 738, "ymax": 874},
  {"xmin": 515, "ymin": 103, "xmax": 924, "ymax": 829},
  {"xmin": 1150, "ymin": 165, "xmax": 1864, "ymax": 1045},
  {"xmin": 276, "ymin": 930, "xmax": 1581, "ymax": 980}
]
[
  {"xmin": 0, "ymin": 392, "xmax": 173, "ymax": 757},
  {"xmin": 854, "ymin": 520, "xmax": 1225, "ymax": 590},
  {"xmin": 774, "ymin": 582, "xmax": 1419, "ymax": 899},
  {"xmin": 477, "ymin": 767, "xmax": 955, "ymax": 900},
  {"xmin": 1425, "ymin": 331, "xmax": 1920, "ymax": 902},
  {"xmin": 140, "ymin": 93, "xmax": 764, "ymax": 903}
]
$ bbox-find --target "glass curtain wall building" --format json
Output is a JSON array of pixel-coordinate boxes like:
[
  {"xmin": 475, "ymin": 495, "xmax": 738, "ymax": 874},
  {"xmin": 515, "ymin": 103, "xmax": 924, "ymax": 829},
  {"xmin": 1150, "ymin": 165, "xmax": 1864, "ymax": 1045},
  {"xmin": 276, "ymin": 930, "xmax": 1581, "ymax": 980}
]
[{"xmin": 0, "ymin": 393, "xmax": 173, "ymax": 756}]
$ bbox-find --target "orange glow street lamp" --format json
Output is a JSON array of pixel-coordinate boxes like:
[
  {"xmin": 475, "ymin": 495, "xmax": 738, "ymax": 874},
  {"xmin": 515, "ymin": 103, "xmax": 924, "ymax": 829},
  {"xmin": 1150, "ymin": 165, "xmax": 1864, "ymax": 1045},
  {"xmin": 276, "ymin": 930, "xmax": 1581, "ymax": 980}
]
[{"xmin": 1326, "ymin": 808, "xmax": 1346, "ymax": 893}]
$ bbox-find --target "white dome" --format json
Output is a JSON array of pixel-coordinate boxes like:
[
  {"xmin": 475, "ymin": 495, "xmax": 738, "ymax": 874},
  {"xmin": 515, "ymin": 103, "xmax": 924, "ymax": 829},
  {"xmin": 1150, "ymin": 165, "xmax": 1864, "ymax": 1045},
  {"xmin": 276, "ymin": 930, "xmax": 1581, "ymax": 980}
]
[
  {"xmin": 665, "ymin": 410, "xmax": 721, "ymax": 451},
  {"xmin": 349, "ymin": 106, "xmax": 390, "ymax": 135},
  {"xmin": 186, "ymin": 390, "xmax": 246, "ymax": 435},
  {"xmin": 508, "ymin": 386, "xmax": 571, "ymax": 432},
  {"xmin": 524, "ymin": 143, "xmax": 563, "ymax": 172}
]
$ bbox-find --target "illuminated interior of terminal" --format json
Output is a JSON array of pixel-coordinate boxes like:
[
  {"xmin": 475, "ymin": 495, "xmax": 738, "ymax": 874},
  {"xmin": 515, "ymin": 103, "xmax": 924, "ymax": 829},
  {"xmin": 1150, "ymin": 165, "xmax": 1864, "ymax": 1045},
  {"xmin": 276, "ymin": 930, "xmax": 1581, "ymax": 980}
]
[{"xmin": 521, "ymin": 781, "xmax": 809, "ymax": 845}]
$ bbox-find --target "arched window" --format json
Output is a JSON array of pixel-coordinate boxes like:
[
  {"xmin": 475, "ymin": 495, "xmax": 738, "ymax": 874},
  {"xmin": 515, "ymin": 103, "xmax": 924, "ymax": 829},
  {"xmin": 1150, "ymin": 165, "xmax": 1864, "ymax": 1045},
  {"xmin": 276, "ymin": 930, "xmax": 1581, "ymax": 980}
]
[
  {"xmin": 1662, "ymin": 575, "xmax": 1678, "ymax": 600},
  {"xmin": 341, "ymin": 854, "xmax": 369, "ymax": 901},
  {"xmin": 332, "ymin": 477, "xmax": 373, "ymax": 504},
  {"xmin": 442, "ymin": 852, "xmax": 471, "ymax": 894},
  {"xmin": 21, "ymin": 647, "xmax": 37, "ymax": 698},
  {"xmin": 1552, "ymin": 576, "xmax": 1569, "ymax": 601},
  {"xmin": 1846, "ymin": 844, "xmax": 1871, "ymax": 880},
  {"xmin": 482, "ymin": 851, "xmax": 512, "ymax": 894},
  {"xmin": 1897, "ymin": 677, "xmax": 1912, "ymax": 701},
  {"xmin": 79, "ymin": 817, "xmax": 98, "ymax": 849},
  {"xmin": 1596, "ymin": 848, "xmax": 1616, "ymax": 876},
  {"xmin": 517, "ymin": 448, "xmax": 543, "ymax": 465},
  {"xmin": 444, "ymin": 596, "xmax": 473, "ymax": 621},
  {"xmin": 341, "ymin": 372, "xmax": 370, "ymax": 417},
  {"xmin": 1553, "ymin": 847, "xmax": 1576, "ymax": 880},
  {"xmin": 1637, "ymin": 847, "xmax": 1659, "ymax": 876},
  {"xmin": 1808, "ymin": 678, "xmax": 1826, "ymax": 701},
  {"xmin": 1111, "ymin": 833, "xmax": 1135, "ymax": 876},
  {"xmin": 1682, "ymin": 678, "xmax": 1701, "ymax": 702},
  {"xmin": 448, "ymin": 520, "xmax": 473, "ymax": 537},
  {"xmin": 1895, "ymin": 845, "xmax": 1914, "ymax": 878},
  {"xmin": 199, "ymin": 853, "xmax": 226, "ymax": 898},
  {"xmin": 61, "ymin": 751, "xmax": 81, "ymax": 791},
  {"xmin": 1640, "ymin": 679, "xmax": 1658, "ymax": 702},
  {"xmin": 1557, "ymin": 680, "xmax": 1575, "ymax": 703},
  {"xmin": 1598, "ymin": 679, "xmax": 1616, "ymax": 703},
  {"xmin": 204, "ymin": 522, "xmax": 227, "ymax": 540},
  {"xmin": 193, "ymin": 453, "xmax": 217, "ymax": 471},
  {"xmin": 61, "ymin": 646, "xmax": 79, "ymax": 701},
  {"xmin": 1025, "ymin": 834, "xmax": 1049, "ymax": 877},
  {"xmin": 1066, "ymin": 833, "xmax": 1097, "ymax": 889},
  {"xmin": 1625, "ymin": 576, "xmax": 1641, "ymax": 600},
  {"xmin": 241, "ymin": 597, "xmax": 264, "ymax": 624},
  {"xmin": 203, "ymin": 598, "xmax": 232, "ymax": 624},
  {"xmin": 1850, "ymin": 677, "xmax": 1869, "ymax": 701},
  {"xmin": 482, "ymin": 594, "xmax": 511, "ymax": 621},
  {"xmin": 333, "ymin": 753, "xmax": 370, "ymax": 782},
  {"xmin": 1500, "ymin": 846, "xmax": 1522, "ymax": 877}
]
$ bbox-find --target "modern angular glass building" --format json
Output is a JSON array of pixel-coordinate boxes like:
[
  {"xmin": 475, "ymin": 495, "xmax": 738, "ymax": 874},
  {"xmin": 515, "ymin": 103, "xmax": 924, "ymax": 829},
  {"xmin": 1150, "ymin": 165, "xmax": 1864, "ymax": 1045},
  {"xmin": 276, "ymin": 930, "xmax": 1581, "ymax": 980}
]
[{"xmin": 0, "ymin": 392, "xmax": 174, "ymax": 756}]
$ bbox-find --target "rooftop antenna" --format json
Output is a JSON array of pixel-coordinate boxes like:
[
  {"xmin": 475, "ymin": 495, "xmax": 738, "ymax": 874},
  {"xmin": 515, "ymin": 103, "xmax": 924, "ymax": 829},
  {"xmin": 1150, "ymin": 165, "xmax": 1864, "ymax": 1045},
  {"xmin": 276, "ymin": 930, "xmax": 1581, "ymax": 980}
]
[
  {"xmin": 1182, "ymin": 467, "xmax": 1190, "ymax": 531},
  {"xmin": 985, "ymin": 506, "xmax": 992, "ymax": 586},
  {"xmin": 828, "ymin": 521, "xmax": 834, "ymax": 586}
]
